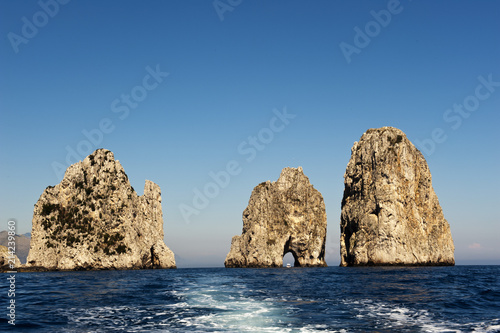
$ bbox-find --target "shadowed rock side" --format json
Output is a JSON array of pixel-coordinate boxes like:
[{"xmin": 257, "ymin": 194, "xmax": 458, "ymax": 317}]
[
  {"xmin": 26, "ymin": 149, "xmax": 176, "ymax": 271},
  {"xmin": 340, "ymin": 127, "xmax": 455, "ymax": 266},
  {"xmin": 225, "ymin": 167, "xmax": 327, "ymax": 268}
]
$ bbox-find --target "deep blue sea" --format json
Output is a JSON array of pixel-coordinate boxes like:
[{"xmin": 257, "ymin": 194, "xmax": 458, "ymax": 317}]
[{"xmin": 1, "ymin": 266, "xmax": 499, "ymax": 332}]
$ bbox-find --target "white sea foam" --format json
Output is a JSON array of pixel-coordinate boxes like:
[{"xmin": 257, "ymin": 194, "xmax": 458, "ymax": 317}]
[
  {"xmin": 471, "ymin": 320, "xmax": 500, "ymax": 333},
  {"xmin": 172, "ymin": 287, "xmax": 281, "ymax": 331},
  {"xmin": 57, "ymin": 297, "xmax": 500, "ymax": 333},
  {"xmin": 298, "ymin": 324, "xmax": 348, "ymax": 333},
  {"xmin": 344, "ymin": 299, "xmax": 500, "ymax": 333}
]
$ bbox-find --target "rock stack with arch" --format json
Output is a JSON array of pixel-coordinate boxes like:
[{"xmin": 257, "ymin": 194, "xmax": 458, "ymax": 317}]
[{"xmin": 224, "ymin": 167, "xmax": 327, "ymax": 268}]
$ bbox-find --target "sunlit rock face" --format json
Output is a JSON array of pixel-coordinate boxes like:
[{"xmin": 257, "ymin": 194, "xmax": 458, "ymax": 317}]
[
  {"xmin": 340, "ymin": 127, "xmax": 455, "ymax": 266},
  {"xmin": 225, "ymin": 167, "xmax": 327, "ymax": 268},
  {"xmin": 27, "ymin": 149, "xmax": 176, "ymax": 270}
]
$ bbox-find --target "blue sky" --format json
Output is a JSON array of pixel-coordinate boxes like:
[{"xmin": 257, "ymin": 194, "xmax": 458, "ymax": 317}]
[{"xmin": 1, "ymin": 0, "xmax": 499, "ymax": 266}]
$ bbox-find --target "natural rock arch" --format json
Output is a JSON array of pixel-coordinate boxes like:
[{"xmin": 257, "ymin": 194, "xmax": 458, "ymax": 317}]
[
  {"xmin": 282, "ymin": 252, "xmax": 296, "ymax": 267},
  {"xmin": 282, "ymin": 237, "xmax": 300, "ymax": 267},
  {"xmin": 225, "ymin": 167, "xmax": 327, "ymax": 268}
]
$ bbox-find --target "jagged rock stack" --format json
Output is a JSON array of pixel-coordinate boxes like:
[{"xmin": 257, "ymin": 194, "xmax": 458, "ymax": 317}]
[
  {"xmin": 225, "ymin": 167, "xmax": 327, "ymax": 268},
  {"xmin": 26, "ymin": 149, "xmax": 176, "ymax": 270},
  {"xmin": 340, "ymin": 127, "xmax": 455, "ymax": 266}
]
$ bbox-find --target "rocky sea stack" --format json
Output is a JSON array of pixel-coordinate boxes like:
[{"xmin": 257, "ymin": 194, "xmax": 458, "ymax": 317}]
[
  {"xmin": 340, "ymin": 127, "xmax": 455, "ymax": 266},
  {"xmin": 27, "ymin": 149, "xmax": 176, "ymax": 270},
  {"xmin": 225, "ymin": 167, "xmax": 327, "ymax": 268}
]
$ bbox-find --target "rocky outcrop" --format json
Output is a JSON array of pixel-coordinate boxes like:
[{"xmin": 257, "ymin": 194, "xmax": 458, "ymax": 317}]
[
  {"xmin": 0, "ymin": 231, "xmax": 30, "ymax": 264},
  {"xmin": 26, "ymin": 149, "xmax": 176, "ymax": 270},
  {"xmin": 0, "ymin": 245, "xmax": 21, "ymax": 271},
  {"xmin": 340, "ymin": 127, "xmax": 455, "ymax": 266},
  {"xmin": 225, "ymin": 167, "xmax": 327, "ymax": 268}
]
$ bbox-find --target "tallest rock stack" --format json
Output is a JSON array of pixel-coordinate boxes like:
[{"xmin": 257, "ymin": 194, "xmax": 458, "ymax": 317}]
[{"xmin": 340, "ymin": 127, "xmax": 455, "ymax": 266}]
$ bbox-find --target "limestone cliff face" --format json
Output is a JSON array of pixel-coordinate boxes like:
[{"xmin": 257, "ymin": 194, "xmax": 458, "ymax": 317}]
[
  {"xmin": 225, "ymin": 167, "xmax": 327, "ymax": 268},
  {"xmin": 340, "ymin": 127, "xmax": 455, "ymax": 266},
  {"xmin": 27, "ymin": 149, "xmax": 176, "ymax": 270}
]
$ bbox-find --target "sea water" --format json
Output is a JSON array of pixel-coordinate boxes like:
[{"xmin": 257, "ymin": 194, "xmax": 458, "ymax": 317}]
[{"xmin": 1, "ymin": 266, "xmax": 499, "ymax": 332}]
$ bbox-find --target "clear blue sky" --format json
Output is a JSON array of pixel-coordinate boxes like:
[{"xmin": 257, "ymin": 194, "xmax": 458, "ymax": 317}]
[{"xmin": 1, "ymin": 1, "xmax": 499, "ymax": 266}]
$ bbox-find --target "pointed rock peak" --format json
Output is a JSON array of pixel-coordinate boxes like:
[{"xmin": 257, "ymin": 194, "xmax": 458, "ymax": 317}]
[
  {"xmin": 365, "ymin": 126, "xmax": 409, "ymax": 142},
  {"xmin": 91, "ymin": 148, "xmax": 113, "ymax": 157},
  {"xmin": 82, "ymin": 149, "xmax": 121, "ymax": 170},
  {"xmin": 276, "ymin": 167, "xmax": 311, "ymax": 190},
  {"xmin": 278, "ymin": 166, "xmax": 305, "ymax": 179},
  {"xmin": 280, "ymin": 166, "xmax": 304, "ymax": 174},
  {"xmin": 85, "ymin": 148, "xmax": 114, "ymax": 162},
  {"xmin": 352, "ymin": 127, "xmax": 411, "ymax": 153},
  {"xmin": 364, "ymin": 126, "xmax": 405, "ymax": 136}
]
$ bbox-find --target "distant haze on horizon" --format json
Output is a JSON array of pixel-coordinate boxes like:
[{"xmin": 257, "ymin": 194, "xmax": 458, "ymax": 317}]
[{"xmin": 1, "ymin": 1, "xmax": 499, "ymax": 267}]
